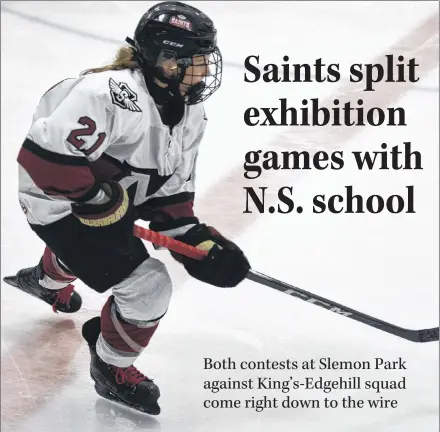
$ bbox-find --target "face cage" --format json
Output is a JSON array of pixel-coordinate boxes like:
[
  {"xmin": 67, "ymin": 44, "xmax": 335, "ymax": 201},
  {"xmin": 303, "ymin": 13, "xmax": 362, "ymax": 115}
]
[{"xmin": 156, "ymin": 46, "xmax": 223, "ymax": 105}]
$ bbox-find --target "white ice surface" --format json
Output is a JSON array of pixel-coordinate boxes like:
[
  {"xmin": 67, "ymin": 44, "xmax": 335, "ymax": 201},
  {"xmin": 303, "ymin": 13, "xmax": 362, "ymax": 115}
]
[{"xmin": 1, "ymin": 2, "xmax": 439, "ymax": 432}]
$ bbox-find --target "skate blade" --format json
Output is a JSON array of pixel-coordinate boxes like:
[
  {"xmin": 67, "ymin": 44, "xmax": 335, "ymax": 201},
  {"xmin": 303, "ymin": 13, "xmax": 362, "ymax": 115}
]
[
  {"xmin": 94, "ymin": 384, "xmax": 161, "ymax": 416},
  {"xmin": 3, "ymin": 276, "xmax": 19, "ymax": 288}
]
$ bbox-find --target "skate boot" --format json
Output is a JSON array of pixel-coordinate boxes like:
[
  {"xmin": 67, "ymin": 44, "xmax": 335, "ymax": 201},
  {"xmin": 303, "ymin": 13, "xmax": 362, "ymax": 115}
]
[
  {"xmin": 82, "ymin": 317, "xmax": 161, "ymax": 415},
  {"xmin": 3, "ymin": 262, "xmax": 82, "ymax": 313}
]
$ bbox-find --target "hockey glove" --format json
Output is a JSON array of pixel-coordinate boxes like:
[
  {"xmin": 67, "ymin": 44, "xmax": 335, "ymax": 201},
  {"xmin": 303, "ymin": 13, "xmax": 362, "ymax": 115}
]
[
  {"xmin": 71, "ymin": 182, "xmax": 136, "ymax": 250},
  {"xmin": 173, "ymin": 224, "xmax": 250, "ymax": 287}
]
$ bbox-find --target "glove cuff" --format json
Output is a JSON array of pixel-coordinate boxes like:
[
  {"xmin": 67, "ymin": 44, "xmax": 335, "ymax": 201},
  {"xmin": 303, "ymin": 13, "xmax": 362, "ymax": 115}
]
[{"xmin": 72, "ymin": 183, "xmax": 130, "ymax": 227}]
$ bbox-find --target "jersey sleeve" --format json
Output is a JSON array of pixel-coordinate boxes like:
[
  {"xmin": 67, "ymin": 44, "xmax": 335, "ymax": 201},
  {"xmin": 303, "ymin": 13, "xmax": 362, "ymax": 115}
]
[
  {"xmin": 147, "ymin": 124, "xmax": 206, "ymax": 238},
  {"xmin": 17, "ymin": 87, "xmax": 114, "ymax": 203}
]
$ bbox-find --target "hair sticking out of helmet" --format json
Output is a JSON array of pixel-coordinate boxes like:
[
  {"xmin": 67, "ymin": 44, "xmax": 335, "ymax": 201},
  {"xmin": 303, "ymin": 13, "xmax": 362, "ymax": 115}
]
[{"xmin": 126, "ymin": 1, "xmax": 222, "ymax": 105}]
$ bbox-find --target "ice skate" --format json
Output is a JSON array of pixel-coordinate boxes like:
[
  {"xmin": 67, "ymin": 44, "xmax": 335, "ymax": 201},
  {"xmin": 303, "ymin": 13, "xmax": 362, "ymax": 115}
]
[
  {"xmin": 3, "ymin": 262, "xmax": 82, "ymax": 313},
  {"xmin": 83, "ymin": 317, "xmax": 161, "ymax": 416}
]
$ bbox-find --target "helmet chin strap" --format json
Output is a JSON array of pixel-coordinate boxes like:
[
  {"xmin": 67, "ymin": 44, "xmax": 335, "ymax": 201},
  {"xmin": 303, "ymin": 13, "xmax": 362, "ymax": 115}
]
[
  {"xmin": 143, "ymin": 63, "xmax": 206, "ymax": 106},
  {"xmin": 185, "ymin": 81, "xmax": 206, "ymax": 104},
  {"xmin": 145, "ymin": 72, "xmax": 181, "ymax": 106}
]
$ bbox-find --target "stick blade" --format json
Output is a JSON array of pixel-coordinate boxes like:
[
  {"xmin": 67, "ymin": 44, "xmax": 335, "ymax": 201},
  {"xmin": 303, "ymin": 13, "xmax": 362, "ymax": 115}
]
[
  {"xmin": 398, "ymin": 327, "xmax": 439, "ymax": 343},
  {"xmin": 415, "ymin": 327, "xmax": 439, "ymax": 343}
]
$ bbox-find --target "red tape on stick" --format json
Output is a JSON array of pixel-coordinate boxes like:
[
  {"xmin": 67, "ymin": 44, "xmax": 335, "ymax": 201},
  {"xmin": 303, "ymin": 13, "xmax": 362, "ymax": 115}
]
[{"xmin": 133, "ymin": 225, "xmax": 208, "ymax": 261}]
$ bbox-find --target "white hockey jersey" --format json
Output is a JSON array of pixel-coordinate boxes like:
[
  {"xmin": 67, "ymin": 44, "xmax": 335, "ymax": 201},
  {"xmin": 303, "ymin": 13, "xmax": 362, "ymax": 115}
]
[{"xmin": 17, "ymin": 69, "xmax": 207, "ymax": 226}]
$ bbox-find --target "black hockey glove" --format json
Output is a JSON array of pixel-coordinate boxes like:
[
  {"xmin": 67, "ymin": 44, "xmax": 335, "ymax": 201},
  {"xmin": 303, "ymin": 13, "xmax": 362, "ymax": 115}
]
[
  {"xmin": 173, "ymin": 224, "xmax": 250, "ymax": 287},
  {"xmin": 71, "ymin": 182, "xmax": 136, "ymax": 250}
]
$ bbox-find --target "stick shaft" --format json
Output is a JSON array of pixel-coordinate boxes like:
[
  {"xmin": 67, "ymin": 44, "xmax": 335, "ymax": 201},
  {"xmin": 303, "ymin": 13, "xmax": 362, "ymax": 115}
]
[{"xmin": 246, "ymin": 269, "xmax": 439, "ymax": 343}]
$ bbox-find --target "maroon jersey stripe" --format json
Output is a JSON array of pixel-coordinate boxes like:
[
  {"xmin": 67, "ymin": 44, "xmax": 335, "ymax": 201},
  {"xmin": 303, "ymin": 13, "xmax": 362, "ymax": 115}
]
[{"xmin": 18, "ymin": 146, "xmax": 97, "ymax": 200}]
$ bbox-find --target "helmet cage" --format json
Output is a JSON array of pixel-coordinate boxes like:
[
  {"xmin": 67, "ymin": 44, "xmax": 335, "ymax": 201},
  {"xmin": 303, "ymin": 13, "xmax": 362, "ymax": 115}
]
[{"xmin": 152, "ymin": 46, "xmax": 222, "ymax": 105}]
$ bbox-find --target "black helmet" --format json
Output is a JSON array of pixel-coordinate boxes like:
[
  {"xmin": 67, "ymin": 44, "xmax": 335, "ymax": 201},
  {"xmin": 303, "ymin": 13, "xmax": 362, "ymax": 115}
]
[{"xmin": 126, "ymin": 1, "xmax": 222, "ymax": 105}]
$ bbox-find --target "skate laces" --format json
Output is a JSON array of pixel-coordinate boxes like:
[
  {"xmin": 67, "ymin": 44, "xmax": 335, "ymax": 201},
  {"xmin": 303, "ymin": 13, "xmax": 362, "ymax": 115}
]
[
  {"xmin": 52, "ymin": 284, "xmax": 74, "ymax": 313},
  {"xmin": 113, "ymin": 366, "xmax": 148, "ymax": 385}
]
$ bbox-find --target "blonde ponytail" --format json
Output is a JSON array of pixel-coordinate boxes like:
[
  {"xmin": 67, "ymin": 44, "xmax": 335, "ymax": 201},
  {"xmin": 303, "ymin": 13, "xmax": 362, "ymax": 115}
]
[{"xmin": 81, "ymin": 46, "xmax": 139, "ymax": 75}]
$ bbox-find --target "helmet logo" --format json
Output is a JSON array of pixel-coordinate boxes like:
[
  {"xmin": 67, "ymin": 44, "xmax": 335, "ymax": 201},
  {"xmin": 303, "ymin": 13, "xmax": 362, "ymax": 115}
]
[
  {"xmin": 163, "ymin": 40, "xmax": 184, "ymax": 48},
  {"xmin": 169, "ymin": 15, "xmax": 192, "ymax": 31}
]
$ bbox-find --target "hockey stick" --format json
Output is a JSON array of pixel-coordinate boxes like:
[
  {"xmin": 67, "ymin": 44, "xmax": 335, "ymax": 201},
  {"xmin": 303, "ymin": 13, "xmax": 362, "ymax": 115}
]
[{"xmin": 133, "ymin": 225, "xmax": 439, "ymax": 343}]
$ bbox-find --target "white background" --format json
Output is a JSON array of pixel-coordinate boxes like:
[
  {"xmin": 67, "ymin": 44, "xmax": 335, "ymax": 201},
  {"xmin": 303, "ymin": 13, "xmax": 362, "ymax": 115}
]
[{"xmin": 1, "ymin": 2, "xmax": 439, "ymax": 431}]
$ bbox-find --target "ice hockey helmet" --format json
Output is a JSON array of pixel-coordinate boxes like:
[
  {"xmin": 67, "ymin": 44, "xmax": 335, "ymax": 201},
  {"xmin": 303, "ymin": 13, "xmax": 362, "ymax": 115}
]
[{"xmin": 126, "ymin": 1, "xmax": 222, "ymax": 105}]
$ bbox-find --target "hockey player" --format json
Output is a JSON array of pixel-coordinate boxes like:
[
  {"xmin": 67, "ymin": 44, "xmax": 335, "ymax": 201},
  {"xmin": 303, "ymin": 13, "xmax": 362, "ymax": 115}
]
[{"xmin": 4, "ymin": 1, "xmax": 250, "ymax": 415}]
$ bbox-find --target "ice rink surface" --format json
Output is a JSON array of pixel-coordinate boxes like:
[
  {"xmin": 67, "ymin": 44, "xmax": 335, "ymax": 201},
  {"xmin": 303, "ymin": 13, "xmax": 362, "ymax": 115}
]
[{"xmin": 1, "ymin": 1, "xmax": 439, "ymax": 431}]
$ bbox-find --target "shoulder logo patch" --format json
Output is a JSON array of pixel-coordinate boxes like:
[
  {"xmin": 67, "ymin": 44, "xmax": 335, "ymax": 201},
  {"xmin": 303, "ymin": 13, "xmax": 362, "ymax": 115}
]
[{"xmin": 109, "ymin": 78, "xmax": 141, "ymax": 112}]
